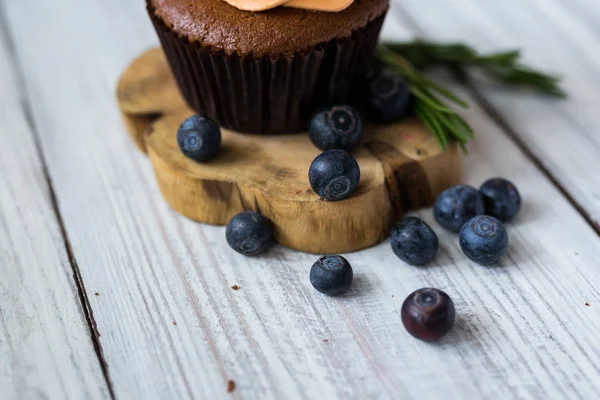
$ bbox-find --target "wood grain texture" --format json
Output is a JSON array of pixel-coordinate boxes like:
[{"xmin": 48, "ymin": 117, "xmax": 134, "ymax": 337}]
[
  {"xmin": 117, "ymin": 49, "xmax": 461, "ymax": 253},
  {"xmin": 2, "ymin": 0, "xmax": 600, "ymax": 399},
  {"xmin": 117, "ymin": 48, "xmax": 187, "ymax": 152},
  {"xmin": 0, "ymin": 16, "xmax": 109, "ymax": 400},
  {"xmin": 391, "ymin": 0, "xmax": 600, "ymax": 229}
]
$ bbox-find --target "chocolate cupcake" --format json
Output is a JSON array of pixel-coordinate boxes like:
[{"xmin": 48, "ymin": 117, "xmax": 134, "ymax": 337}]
[{"xmin": 148, "ymin": 0, "xmax": 389, "ymax": 134}]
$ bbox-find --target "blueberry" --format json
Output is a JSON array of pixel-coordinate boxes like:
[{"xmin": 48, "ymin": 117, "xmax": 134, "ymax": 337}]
[
  {"xmin": 401, "ymin": 288, "xmax": 456, "ymax": 341},
  {"xmin": 434, "ymin": 185, "xmax": 485, "ymax": 233},
  {"xmin": 226, "ymin": 211, "xmax": 274, "ymax": 256},
  {"xmin": 308, "ymin": 105, "xmax": 363, "ymax": 151},
  {"xmin": 390, "ymin": 217, "xmax": 439, "ymax": 266},
  {"xmin": 459, "ymin": 215, "xmax": 508, "ymax": 265},
  {"xmin": 308, "ymin": 149, "xmax": 360, "ymax": 201},
  {"xmin": 310, "ymin": 255, "xmax": 353, "ymax": 296},
  {"xmin": 480, "ymin": 178, "xmax": 522, "ymax": 222},
  {"xmin": 177, "ymin": 115, "xmax": 221, "ymax": 162},
  {"xmin": 366, "ymin": 68, "xmax": 411, "ymax": 123}
]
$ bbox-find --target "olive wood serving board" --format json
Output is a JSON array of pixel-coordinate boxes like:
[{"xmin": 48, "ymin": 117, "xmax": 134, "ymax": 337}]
[{"xmin": 116, "ymin": 48, "xmax": 462, "ymax": 253}]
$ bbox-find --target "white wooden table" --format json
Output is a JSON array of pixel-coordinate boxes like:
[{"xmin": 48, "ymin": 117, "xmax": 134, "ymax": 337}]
[{"xmin": 1, "ymin": 0, "xmax": 600, "ymax": 399}]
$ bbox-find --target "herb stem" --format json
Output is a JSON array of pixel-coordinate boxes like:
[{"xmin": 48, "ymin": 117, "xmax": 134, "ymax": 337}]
[{"xmin": 375, "ymin": 40, "xmax": 565, "ymax": 151}]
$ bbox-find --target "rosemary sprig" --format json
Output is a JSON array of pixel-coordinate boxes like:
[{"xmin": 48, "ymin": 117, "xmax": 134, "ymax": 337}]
[
  {"xmin": 375, "ymin": 44, "xmax": 474, "ymax": 151},
  {"xmin": 383, "ymin": 40, "xmax": 566, "ymax": 97},
  {"xmin": 375, "ymin": 41, "xmax": 566, "ymax": 150}
]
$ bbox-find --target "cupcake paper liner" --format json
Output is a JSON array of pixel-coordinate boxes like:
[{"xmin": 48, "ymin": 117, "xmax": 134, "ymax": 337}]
[{"xmin": 148, "ymin": 2, "xmax": 386, "ymax": 134}]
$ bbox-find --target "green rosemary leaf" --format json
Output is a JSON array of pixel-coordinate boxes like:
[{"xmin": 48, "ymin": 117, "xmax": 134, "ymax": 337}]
[
  {"xmin": 454, "ymin": 116, "xmax": 475, "ymax": 140},
  {"xmin": 437, "ymin": 114, "xmax": 464, "ymax": 141},
  {"xmin": 477, "ymin": 50, "xmax": 520, "ymax": 65},
  {"xmin": 410, "ymin": 86, "xmax": 455, "ymax": 114},
  {"xmin": 418, "ymin": 75, "xmax": 469, "ymax": 108},
  {"xmin": 414, "ymin": 103, "xmax": 448, "ymax": 151},
  {"xmin": 487, "ymin": 66, "xmax": 566, "ymax": 97},
  {"xmin": 376, "ymin": 43, "xmax": 475, "ymax": 151},
  {"xmin": 448, "ymin": 114, "xmax": 474, "ymax": 142},
  {"xmin": 381, "ymin": 39, "xmax": 566, "ymax": 97}
]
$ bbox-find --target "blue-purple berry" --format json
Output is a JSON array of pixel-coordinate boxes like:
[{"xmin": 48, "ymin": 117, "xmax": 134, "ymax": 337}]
[
  {"xmin": 177, "ymin": 115, "xmax": 221, "ymax": 162},
  {"xmin": 308, "ymin": 149, "xmax": 360, "ymax": 201},
  {"xmin": 459, "ymin": 215, "xmax": 509, "ymax": 265},
  {"xmin": 310, "ymin": 255, "xmax": 353, "ymax": 296},
  {"xmin": 226, "ymin": 212, "xmax": 274, "ymax": 256},
  {"xmin": 366, "ymin": 69, "xmax": 411, "ymax": 123},
  {"xmin": 308, "ymin": 105, "xmax": 363, "ymax": 151},
  {"xmin": 390, "ymin": 217, "xmax": 439, "ymax": 266},
  {"xmin": 480, "ymin": 178, "xmax": 521, "ymax": 222},
  {"xmin": 434, "ymin": 185, "xmax": 485, "ymax": 233}
]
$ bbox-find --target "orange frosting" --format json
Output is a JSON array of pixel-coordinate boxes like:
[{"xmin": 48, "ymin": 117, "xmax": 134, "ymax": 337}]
[
  {"xmin": 222, "ymin": 0, "xmax": 354, "ymax": 12},
  {"xmin": 286, "ymin": 0, "xmax": 353, "ymax": 11}
]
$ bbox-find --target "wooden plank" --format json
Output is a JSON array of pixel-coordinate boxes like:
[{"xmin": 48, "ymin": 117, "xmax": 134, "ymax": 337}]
[
  {"xmin": 0, "ymin": 19, "xmax": 110, "ymax": 400},
  {"xmin": 391, "ymin": 0, "xmax": 600, "ymax": 228},
  {"xmin": 3, "ymin": 1, "xmax": 600, "ymax": 399}
]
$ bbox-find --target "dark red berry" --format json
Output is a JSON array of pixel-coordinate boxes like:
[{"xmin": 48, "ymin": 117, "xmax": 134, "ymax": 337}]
[{"xmin": 401, "ymin": 288, "xmax": 456, "ymax": 341}]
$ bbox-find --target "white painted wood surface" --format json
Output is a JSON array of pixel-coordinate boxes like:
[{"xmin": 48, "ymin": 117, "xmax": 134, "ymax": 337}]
[
  {"xmin": 2, "ymin": 0, "xmax": 600, "ymax": 399},
  {"xmin": 0, "ymin": 14, "xmax": 109, "ymax": 400},
  {"xmin": 392, "ymin": 0, "xmax": 600, "ymax": 228}
]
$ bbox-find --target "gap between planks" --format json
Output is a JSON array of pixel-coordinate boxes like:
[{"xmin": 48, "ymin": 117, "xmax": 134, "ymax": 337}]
[
  {"xmin": 389, "ymin": 1, "xmax": 600, "ymax": 238},
  {"xmin": 0, "ymin": 10, "xmax": 117, "ymax": 400}
]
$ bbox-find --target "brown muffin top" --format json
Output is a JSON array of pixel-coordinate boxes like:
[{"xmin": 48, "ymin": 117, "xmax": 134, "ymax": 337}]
[{"xmin": 150, "ymin": 0, "xmax": 389, "ymax": 57}]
